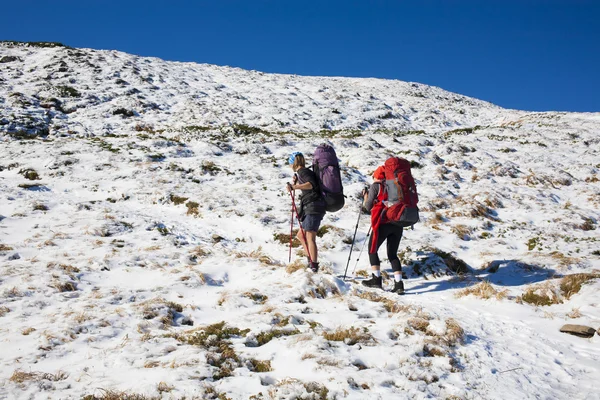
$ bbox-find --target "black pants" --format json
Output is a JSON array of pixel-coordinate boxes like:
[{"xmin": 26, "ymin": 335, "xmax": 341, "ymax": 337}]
[{"xmin": 368, "ymin": 223, "xmax": 403, "ymax": 272}]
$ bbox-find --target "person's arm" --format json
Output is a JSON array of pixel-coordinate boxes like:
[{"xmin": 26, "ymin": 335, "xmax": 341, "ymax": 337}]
[
  {"xmin": 363, "ymin": 184, "xmax": 379, "ymax": 212},
  {"xmin": 286, "ymin": 172, "xmax": 313, "ymax": 192},
  {"xmin": 291, "ymin": 181, "xmax": 312, "ymax": 191}
]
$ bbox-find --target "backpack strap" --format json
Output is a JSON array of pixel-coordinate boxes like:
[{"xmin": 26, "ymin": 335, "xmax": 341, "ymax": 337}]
[{"xmin": 376, "ymin": 182, "xmax": 387, "ymax": 203}]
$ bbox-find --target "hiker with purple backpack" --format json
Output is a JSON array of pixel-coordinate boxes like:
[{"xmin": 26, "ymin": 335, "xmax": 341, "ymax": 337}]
[
  {"xmin": 286, "ymin": 152, "xmax": 326, "ymax": 272},
  {"xmin": 286, "ymin": 144, "xmax": 345, "ymax": 273}
]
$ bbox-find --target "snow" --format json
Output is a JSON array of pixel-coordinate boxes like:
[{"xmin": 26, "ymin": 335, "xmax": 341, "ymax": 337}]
[{"xmin": 0, "ymin": 41, "xmax": 599, "ymax": 399}]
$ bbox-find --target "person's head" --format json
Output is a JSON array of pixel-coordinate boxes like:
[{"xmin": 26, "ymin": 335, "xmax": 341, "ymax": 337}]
[
  {"xmin": 289, "ymin": 152, "xmax": 305, "ymax": 171},
  {"xmin": 373, "ymin": 166, "xmax": 385, "ymax": 182}
]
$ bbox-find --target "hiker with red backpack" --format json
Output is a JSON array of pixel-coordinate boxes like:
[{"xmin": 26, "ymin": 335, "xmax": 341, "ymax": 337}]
[
  {"xmin": 361, "ymin": 158, "xmax": 420, "ymax": 294},
  {"xmin": 286, "ymin": 151, "xmax": 326, "ymax": 273}
]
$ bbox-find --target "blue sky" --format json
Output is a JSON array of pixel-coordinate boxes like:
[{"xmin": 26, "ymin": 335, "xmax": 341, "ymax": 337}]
[{"xmin": 2, "ymin": 1, "xmax": 598, "ymax": 112}]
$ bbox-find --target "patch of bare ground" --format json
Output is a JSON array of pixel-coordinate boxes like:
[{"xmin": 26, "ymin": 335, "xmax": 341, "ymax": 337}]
[
  {"xmin": 517, "ymin": 272, "xmax": 600, "ymax": 306},
  {"xmin": 9, "ymin": 369, "xmax": 68, "ymax": 384},
  {"xmin": 322, "ymin": 326, "xmax": 374, "ymax": 345}
]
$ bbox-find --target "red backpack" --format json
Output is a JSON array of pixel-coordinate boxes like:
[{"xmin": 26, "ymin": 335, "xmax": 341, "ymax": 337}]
[{"xmin": 381, "ymin": 157, "xmax": 420, "ymax": 227}]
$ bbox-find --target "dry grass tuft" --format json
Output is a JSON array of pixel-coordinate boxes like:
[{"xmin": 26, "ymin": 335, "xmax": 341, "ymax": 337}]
[
  {"xmin": 483, "ymin": 194, "xmax": 504, "ymax": 209},
  {"xmin": 173, "ymin": 321, "xmax": 250, "ymax": 347},
  {"xmin": 356, "ymin": 291, "xmax": 412, "ymax": 313},
  {"xmin": 308, "ymin": 279, "xmax": 341, "ymax": 299},
  {"xmin": 242, "ymin": 291, "xmax": 268, "ymax": 304},
  {"xmin": 449, "ymin": 198, "xmax": 500, "ymax": 222},
  {"xmin": 139, "ymin": 298, "xmax": 184, "ymax": 329},
  {"xmin": 53, "ymin": 281, "xmax": 77, "ymax": 292},
  {"xmin": 407, "ymin": 317, "xmax": 430, "ymax": 333},
  {"xmin": 202, "ymin": 385, "xmax": 233, "ymax": 400},
  {"xmin": 317, "ymin": 224, "xmax": 342, "ymax": 238},
  {"xmin": 266, "ymin": 379, "xmax": 329, "ymax": 400},
  {"xmin": 451, "ymin": 224, "xmax": 474, "ymax": 240},
  {"xmin": 165, "ymin": 322, "xmax": 251, "ymax": 381},
  {"xmin": 286, "ymin": 259, "xmax": 306, "ymax": 274},
  {"xmin": 0, "ymin": 244, "xmax": 14, "ymax": 252},
  {"xmin": 4, "ymin": 287, "xmax": 24, "ymax": 298},
  {"xmin": 355, "ymin": 270, "xmax": 370, "ymax": 278},
  {"xmin": 169, "ymin": 194, "xmax": 188, "ymax": 205},
  {"xmin": 322, "ymin": 327, "xmax": 374, "ymax": 345},
  {"xmin": 274, "ymin": 231, "xmax": 301, "ymax": 247},
  {"xmin": 33, "ymin": 203, "xmax": 49, "ymax": 211},
  {"xmin": 518, "ymin": 281, "xmax": 561, "ymax": 306},
  {"xmin": 248, "ymin": 359, "xmax": 273, "ymax": 372},
  {"xmin": 190, "ymin": 245, "xmax": 211, "ymax": 258},
  {"xmin": 271, "ymin": 313, "xmax": 290, "ymax": 327},
  {"xmin": 0, "ymin": 306, "xmax": 10, "ymax": 317},
  {"xmin": 424, "ymin": 198, "xmax": 450, "ymax": 212},
  {"xmin": 237, "ymin": 246, "xmax": 281, "ymax": 267},
  {"xmin": 82, "ymin": 389, "xmax": 160, "ymax": 400},
  {"xmin": 144, "ymin": 361, "xmax": 160, "ymax": 368},
  {"xmin": 577, "ymin": 217, "xmax": 596, "ymax": 231},
  {"xmin": 443, "ymin": 318, "xmax": 465, "ymax": 347},
  {"xmin": 156, "ymin": 382, "xmax": 174, "ymax": 394},
  {"xmin": 549, "ymin": 251, "xmax": 580, "ymax": 267},
  {"xmin": 566, "ymin": 308, "xmax": 582, "ymax": 319},
  {"xmin": 560, "ymin": 273, "xmax": 600, "ymax": 300},
  {"xmin": 255, "ymin": 328, "xmax": 301, "ymax": 346},
  {"xmin": 455, "ymin": 281, "xmax": 508, "ymax": 300},
  {"xmin": 518, "ymin": 273, "xmax": 599, "ymax": 306},
  {"xmin": 20, "ymin": 168, "xmax": 40, "ymax": 180},
  {"xmin": 422, "ymin": 344, "xmax": 446, "ymax": 357},
  {"xmin": 10, "ymin": 369, "xmax": 68, "ymax": 384},
  {"xmin": 185, "ymin": 201, "xmax": 200, "ymax": 216},
  {"xmin": 429, "ymin": 247, "xmax": 470, "ymax": 274},
  {"xmin": 430, "ymin": 212, "xmax": 445, "ymax": 224}
]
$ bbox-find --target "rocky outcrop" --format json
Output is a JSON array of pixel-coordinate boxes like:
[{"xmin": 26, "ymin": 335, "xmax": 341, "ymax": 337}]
[{"xmin": 560, "ymin": 324, "xmax": 596, "ymax": 338}]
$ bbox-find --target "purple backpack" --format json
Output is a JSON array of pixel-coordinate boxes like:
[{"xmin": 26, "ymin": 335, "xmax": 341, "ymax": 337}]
[{"xmin": 313, "ymin": 144, "xmax": 345, "ymax": 212}]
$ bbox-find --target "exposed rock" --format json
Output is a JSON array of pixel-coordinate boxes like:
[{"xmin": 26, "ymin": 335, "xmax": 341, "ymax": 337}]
[
  {"xmin": 0, "ymin": 56, "xmax": 19, "ymax": 63},
  {"xmin": 560, "ymin": 324, "xmax": 596, "ymax": 338},
  {"xmin": 8, "ymin": 253, "xmax": 20, "ymax": 261},
  {"xmin": 212, "ymin": 234, "xmax": 225, "ymax": 243}
]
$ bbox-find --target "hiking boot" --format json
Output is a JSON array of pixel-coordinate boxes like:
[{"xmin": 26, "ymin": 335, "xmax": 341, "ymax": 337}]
[
  {"xmin": 362, "ymin": 273, "xmax": 382, "ymax": 289},
  {"xmin": 392, "ymin": 280, "xmax": 405, "ymax": 295},
  {"xmin": 309, "ymin": 262, "xmax": 319, "ymax": 273}
]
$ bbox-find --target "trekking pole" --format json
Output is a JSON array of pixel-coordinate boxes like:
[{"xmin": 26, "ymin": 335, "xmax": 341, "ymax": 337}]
[
  {"xmin": 351, "ymin": 226, "xmax": 372, "ymax": 277},
  {"xmin": 343, "ymin": 203, "xmax": 363, "ymax": 281},
  {"xmin": 288, "ymin": 196, "xmax": 294, "ymax": 263},
  {"xmin": 287, "ymin": 187, "xmax": 312, "ymax": 263}
]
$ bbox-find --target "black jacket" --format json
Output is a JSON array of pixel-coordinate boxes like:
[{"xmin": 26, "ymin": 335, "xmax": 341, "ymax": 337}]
[{"xmin": 296, "ymin": 167, "xmax": 325, "ymax": 216}]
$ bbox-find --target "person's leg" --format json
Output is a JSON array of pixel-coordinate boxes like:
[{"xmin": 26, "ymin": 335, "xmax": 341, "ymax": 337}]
[
  {"xmin": 298, "ymin": 214, "xmax": 322, "ymax": 272},
  {"xmin": 363, "ymin": 228, "xmax": 387, "ymax": 289},
  {"xmin": 305, "ymin": 231, "xmax": 318, "ymax": 262},
  {"xmin": 386, "ymin": 227, "xmax": 405, "ymax": 294},
  {"xmin": 367, "ymin": 231, "xmax": 386, "ymax": 276}
]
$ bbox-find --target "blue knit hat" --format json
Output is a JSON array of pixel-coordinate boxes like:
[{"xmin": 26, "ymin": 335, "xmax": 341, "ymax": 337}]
[{"xmin": 288, "ymin": 151, "xmax": 303, "ymax": 165}]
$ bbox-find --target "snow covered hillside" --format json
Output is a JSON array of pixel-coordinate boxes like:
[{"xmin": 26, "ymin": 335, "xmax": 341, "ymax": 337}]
[{"xmin": 1, "ymin": 41, "xmax": 599, "ymax": 399}]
